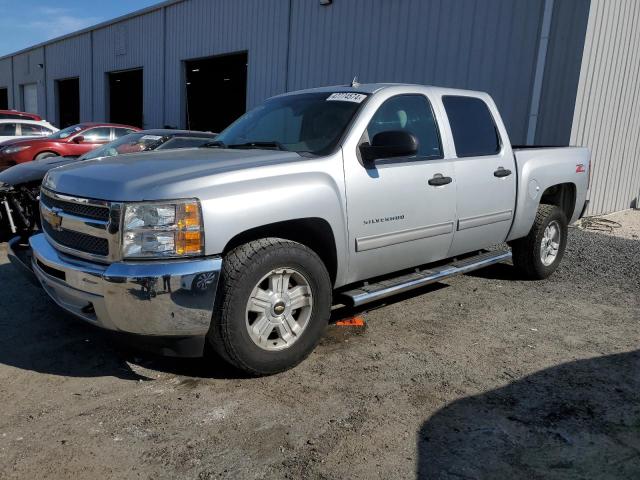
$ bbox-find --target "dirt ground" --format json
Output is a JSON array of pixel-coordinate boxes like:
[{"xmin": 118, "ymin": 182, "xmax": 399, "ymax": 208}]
[{"xmin": 0, "ymin": 211, "xmax": 638, "ymax": 479}]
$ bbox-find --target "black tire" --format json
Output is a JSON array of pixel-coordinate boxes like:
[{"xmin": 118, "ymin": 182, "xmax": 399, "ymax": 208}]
[
  {"xmin": 511, "ymin": 204, "xmax": 568, "ymax": 280},
  {"xmin": 34, "ymin": 151, "xmax": 58, "ymax": 160},
  {"xmin": 208, "ymin": 238, "xmax": 332, "ymax": 376}
]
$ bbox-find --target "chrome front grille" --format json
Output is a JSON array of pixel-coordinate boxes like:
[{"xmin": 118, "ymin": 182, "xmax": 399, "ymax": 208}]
[
  {"xmin": 40, "ymin": 192, "xmax": 110, "ymax": 222},
  {"xmin": 42, "ymin": 220, "xmax": 109, "ymax": 256},
  {"xmin": 40, "ymin": 188, "xmax": 121, "ymax": 263}
]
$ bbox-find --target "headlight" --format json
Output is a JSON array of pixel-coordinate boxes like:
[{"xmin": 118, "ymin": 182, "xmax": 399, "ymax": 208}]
[
  {"xmin": 3, "ymin": 145, "xmax": 31, "ymax": 155},
  {"xmin": 122, "ymin": 200, "xmax": 204, "ymax": 259}
]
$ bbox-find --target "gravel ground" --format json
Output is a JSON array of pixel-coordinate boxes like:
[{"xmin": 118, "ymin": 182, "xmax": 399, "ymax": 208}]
[
  {"xmin": 577, "ymin": 208, "xmax": 640, "ymax": 240},
  {"xmin": 0, "ymin": 212, "xmax": 638, "ymax": 479}
]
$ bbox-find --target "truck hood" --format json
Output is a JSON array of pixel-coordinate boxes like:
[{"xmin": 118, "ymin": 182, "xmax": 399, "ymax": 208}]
[
  {"xmin": 0, "ymin": 156, "xmax": 80, "ymax": 186},
  {"xmin": 43, "ymin": 147, "xmax": 304, "ymax": 201}
]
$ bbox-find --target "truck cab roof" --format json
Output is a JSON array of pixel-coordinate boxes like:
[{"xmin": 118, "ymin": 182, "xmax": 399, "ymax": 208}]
[{"xmin": 275, "ymin": 83, "xmax": 488, "ymax": 98}]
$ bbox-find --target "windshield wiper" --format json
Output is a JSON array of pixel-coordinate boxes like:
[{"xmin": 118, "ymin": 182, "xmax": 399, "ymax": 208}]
[
  {"xmin": 227, "ymin": 141, "xmax": 287, "ymax": 151},
  {"xmin": 202, "ymin": 140, "xmax": 227, "ymax": 148}
]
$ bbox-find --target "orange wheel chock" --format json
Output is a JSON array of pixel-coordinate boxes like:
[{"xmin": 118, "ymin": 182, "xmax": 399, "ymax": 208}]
[{"xmin": 335, "ymin": 316, "xmax": 366, "ymax": 327}]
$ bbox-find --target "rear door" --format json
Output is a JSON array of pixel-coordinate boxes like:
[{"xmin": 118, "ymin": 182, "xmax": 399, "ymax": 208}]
[
  {"xmin": 441, "ymin": 95, "xmax": 516, "ymax": 256},
  {"xmin": 344, "ymin": 93, "xmax": 456, "ymax": 281}
]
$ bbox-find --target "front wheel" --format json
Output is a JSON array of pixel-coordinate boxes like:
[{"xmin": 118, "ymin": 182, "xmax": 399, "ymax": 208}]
[
  {"xmin": 511, "ymin": 204, "xmax": 568, "ymax": 279},
  {"xmin": 208, "ymin": 238, "xmax": 332, "ymax": 375}
]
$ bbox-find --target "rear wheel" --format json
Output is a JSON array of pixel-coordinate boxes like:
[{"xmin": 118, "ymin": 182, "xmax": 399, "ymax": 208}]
[
  {"xmin": 511, "ymin": 204, "xmax": 568, "ymax": 279},
  {"xmin": 208, "ymin": 238, "xmax": 331, "ymax": 375},
  {"xmin": 34, "ymin": 151, "xmax": 58, "ymax": 160}
]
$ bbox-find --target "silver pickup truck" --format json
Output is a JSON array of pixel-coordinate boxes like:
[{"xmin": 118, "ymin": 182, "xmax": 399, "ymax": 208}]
[{"xmin": 9, "ymin": 84, "xmax": 590, "ymax": 375}]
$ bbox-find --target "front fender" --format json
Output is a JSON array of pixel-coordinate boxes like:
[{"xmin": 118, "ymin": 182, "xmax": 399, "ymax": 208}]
[{"xmin": 200, "ymin": 167, "xmax": 349, "ymax": 286}]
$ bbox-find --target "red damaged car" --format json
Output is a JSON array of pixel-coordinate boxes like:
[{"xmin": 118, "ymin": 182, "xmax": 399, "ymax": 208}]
[{"xmin": 0, "ymin": 122, "xmax": 139, "ymax": 170}]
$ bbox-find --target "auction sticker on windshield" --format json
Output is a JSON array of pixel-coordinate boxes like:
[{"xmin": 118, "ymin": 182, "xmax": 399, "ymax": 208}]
[{"xmin": 326, "ymin": 93, "xmax": 367, "ymax": 103}]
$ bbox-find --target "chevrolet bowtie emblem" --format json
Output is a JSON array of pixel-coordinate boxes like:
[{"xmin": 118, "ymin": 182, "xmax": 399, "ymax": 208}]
[{"xmin": 43, "ymin": 206, "xmax": 64, "ymax": 231}]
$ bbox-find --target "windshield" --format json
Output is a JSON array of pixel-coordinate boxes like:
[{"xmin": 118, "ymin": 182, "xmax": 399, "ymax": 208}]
[
  {"xmin": 79, "ymin": 133, "xmax": 166, "ymax": 161},
  {"xmin": 49, "ymin": 124, "xmax": 85, "ymax": 139},
  {"xmin": 214, "ymin": 92, "xmax": 368, "ymax": 155}
]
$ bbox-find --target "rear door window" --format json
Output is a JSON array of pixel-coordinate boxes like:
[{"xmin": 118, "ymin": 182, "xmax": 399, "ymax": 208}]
[
  {"xmin": 20, "ymin": 123, "xmax": 49, "ymax": 136},
  {"xmin": 366, "ymin": 94, "xmax": 442, "ymax": 158},
  {"xmin": 442, "ymin": 96, "xmax": 501, "ymax": 157},
  {"xmin": 114, "ymin": 128, "xmax": 137, "ymax": 138},
  {"xmin": 0, "ymin": 123, "xmax": 17, "ymax": 136}
]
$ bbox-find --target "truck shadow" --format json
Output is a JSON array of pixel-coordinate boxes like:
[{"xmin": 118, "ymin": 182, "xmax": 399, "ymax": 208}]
[
  {"xmin": 0, "ymin": 262, "xmax": 243, "ymax": 380},
  {"xmin": 465, "ymin": 262, "xmax": 527, "ymax": 281},
  {"xmin": 417, "ymin": 349, "xmax": 640, "ymax": 479},
  {"xmin": 0, "ymin": 258, "xmax": 451, "ymax": 381}
]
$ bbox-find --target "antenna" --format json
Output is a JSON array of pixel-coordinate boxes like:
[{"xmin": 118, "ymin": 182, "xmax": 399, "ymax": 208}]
[{"xmin": 351, "ymin": 76, "xmax": 360, "ymax": 88}]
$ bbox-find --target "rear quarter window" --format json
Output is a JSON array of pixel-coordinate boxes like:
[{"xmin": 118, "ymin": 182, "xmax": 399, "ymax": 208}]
[{"xmin": 442, "ymin": 96, "xmax": 501, "ymax": 157}]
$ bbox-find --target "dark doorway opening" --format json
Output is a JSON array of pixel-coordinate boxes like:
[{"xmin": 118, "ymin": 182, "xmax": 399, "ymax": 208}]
[
  {"xmin": 109, "ymin": 69, "xmax": 143, "ymax": 127},
  {"xmin": 185, "ymin": 52, "xmax": 247, "ymax": 133},
  {"xmin": 0, "ymin": 88, "xmax": 8, "ymax": 110},
  {"xmin": 56, "ymin": 78, "xmax": 80, "ymax": 128}
]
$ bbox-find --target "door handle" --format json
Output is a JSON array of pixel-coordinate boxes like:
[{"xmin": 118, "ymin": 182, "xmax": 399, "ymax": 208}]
[
  {"xmin": 494, "ymin": 167, "xmax": 512, "ymax": 178},
  {"xmin": 428, "ymin": 174, "xmax": 453, "ymax": 186}
]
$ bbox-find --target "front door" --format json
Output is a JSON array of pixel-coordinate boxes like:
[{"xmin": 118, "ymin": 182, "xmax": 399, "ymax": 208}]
[
  {"xmin": 67, "ymin": 127, "xmax": 112, "ymax": 155},
  {"xmin": 344, "ymin": 94, "xmax": 456, "ymax": 282}
]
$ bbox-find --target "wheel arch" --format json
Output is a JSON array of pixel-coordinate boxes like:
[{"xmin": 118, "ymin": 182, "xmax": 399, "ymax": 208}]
[
  {"xmin": 222, "ymin": 218, "xmax": 339, "ymax": 286},
  {"xmin": 33, "ymin": 150, "xmax": 60, "ymax": 160},
  {"xmin": 540, "ymin": 182, "xmax": 577, "ymax": 221}
]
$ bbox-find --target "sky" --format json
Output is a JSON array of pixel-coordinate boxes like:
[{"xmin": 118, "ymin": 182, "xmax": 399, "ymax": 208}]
[{"xmin": 0, "ymin": 0, "xmax": 161, "ymax": 56}]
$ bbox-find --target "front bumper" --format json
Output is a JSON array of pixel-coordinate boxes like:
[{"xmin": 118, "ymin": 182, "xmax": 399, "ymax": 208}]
[{"xmin": 21, "ymin": 233, "xmax": 222, "ymax": 354}]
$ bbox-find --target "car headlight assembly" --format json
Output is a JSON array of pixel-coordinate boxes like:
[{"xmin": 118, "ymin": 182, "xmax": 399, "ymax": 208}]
[
  {"xmin": 3, "ymin": 145, "xmax": 31, "ymax": 155},
  {"xmin": 122, "ymin": 200, "xmax": 204, "ymax": 259}
]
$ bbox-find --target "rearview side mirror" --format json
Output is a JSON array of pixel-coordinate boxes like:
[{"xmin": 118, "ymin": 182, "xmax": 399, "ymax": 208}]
[
  {"xmin": 359, "ymin": 130, "xmax": 419, "ymax": 163},
  {"xmin": 72, "ymin": 135, "xmax": 85, "ymax": 144}
]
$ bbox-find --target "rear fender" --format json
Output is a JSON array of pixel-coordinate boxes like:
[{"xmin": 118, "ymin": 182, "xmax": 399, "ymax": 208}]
[{"xmin": 507, "ymin": 147, "xmax": 589, "ymax": 241}]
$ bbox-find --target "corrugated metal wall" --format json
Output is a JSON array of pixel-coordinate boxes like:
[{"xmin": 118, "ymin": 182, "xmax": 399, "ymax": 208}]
[
  {"xmin": 11, "ymin": 48, "xmax": 46, "ymax": 117},
  {"xmin": 44, "ymin": 34, "xmax": 93, "ymax": 124},
  {"xmin": 288, "ymin": 0, "xmax": 545, "ymax": 144},
  {"xmin": 92, "ymin": 10, "xmax": 165, "ymax": 128},
  {"xmin": 571, "ymin": 0, "xmax": 640, "ymax": 214},
  {"xmin": 0, "ymin": 0, "xmax": 560, "ymax": 143},
  {"xmin": 7, "ymin": 0, "xmax": 632, "ymax": 212},
  {"xmin": 0, "ymin": 58, "xmax": 13, "ymax": 106},
  {"xmin": 164, "ymin": 0, "xmax": 290, "ymax": 128},
  {"xmin": 535, "ymin": 0, "xmax": 591, "ymax": 146}
]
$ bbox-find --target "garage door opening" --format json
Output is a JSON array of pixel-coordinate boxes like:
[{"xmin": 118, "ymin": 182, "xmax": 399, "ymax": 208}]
[
  {"xmin": 185, "ymin": 52, "xmax": 247, "ymax": 133},
  {"xmin": 56, "ymin": 78, "xmax": 80, "ymax": 128},
  {"xmin": 109, "ymin": 69, "xmax": 143, "ymax": 128},
  {"xmin": 0, "ymin": 88, "xmax": 7, "ymax": 110}
]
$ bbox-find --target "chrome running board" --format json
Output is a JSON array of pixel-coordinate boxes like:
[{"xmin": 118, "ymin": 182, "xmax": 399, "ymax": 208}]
[{"xmin": 341, "ymin": 250, "xmax": 512, "ymax": 307}]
